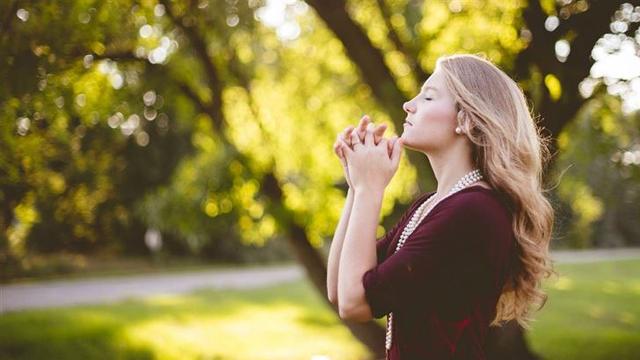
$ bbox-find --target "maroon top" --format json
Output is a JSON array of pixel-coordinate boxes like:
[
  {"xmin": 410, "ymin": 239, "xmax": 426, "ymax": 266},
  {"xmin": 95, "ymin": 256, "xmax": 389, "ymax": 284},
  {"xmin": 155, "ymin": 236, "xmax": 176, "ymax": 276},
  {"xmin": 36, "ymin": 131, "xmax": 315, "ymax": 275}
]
[{"xmin": 362, "ymin": 185, "xmax": 515, "ymax": 359}]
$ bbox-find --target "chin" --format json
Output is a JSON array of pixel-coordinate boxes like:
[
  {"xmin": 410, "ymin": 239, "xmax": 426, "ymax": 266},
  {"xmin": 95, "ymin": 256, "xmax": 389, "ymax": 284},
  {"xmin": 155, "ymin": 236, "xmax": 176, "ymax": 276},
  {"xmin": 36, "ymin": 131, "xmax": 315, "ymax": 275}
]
[{"xmin": 399, "ymin": 136, "xmax": 415, "ymax": 150}]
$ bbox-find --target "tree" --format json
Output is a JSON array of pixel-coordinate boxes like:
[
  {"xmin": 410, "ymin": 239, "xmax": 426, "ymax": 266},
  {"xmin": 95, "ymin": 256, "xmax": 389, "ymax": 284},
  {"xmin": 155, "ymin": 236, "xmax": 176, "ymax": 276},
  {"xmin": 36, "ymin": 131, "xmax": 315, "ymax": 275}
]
[
  {"xmin": 302, "ymin": 0, "xmax": 639, "ymax": 357},
  {"xmin": 2, "ymin": 0, "xmax": 638, "ymax": 358}
]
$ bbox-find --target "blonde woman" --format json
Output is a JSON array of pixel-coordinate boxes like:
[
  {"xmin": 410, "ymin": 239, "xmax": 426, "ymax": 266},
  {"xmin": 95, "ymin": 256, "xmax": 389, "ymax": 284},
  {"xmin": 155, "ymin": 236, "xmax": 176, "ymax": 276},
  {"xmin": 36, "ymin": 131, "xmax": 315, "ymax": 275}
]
[{"xmin": 327, "ymin": 54, "xmax": 556, "ymax": 359}]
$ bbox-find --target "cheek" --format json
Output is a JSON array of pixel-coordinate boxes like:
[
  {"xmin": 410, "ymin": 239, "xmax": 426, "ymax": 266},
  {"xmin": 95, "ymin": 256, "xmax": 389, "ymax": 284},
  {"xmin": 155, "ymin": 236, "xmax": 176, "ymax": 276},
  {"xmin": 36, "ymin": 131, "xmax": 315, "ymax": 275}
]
[{"xmin": 416, "ymin": 101, "xmax": 456, "ymax": 129}]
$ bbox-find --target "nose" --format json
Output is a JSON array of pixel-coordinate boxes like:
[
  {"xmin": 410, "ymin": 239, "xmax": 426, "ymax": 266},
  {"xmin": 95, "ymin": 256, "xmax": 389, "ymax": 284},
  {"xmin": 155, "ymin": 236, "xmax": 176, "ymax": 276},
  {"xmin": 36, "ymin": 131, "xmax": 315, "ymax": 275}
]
[{"xmin": 403, "ymin": 101, "xmax": 414, "ymax": 114}]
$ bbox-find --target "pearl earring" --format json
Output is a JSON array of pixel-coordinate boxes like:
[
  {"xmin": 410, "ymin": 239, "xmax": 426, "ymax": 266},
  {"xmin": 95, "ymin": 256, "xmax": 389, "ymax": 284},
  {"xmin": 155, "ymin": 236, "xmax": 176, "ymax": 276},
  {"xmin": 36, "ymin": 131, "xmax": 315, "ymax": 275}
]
[{"xmin": 456, "ymin": 110, "xmax": 465, "ymax": 134}]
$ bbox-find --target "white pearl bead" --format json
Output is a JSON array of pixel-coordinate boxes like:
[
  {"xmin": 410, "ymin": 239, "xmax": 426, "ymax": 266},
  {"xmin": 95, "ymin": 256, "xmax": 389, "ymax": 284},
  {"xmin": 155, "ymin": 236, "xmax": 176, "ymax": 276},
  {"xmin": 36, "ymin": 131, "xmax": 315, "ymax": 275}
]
[{"xmin": 385, "ymin": 169, "xmax": 483, "ymax": 350}]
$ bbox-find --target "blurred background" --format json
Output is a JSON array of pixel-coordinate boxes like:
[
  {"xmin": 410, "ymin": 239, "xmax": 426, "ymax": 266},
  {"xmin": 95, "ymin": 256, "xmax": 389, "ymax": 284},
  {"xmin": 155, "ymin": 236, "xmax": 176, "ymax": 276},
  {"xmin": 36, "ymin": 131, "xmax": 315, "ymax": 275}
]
[{"xmin": 1, "ymin": 0, "xmax": 639, "ymax": 359}]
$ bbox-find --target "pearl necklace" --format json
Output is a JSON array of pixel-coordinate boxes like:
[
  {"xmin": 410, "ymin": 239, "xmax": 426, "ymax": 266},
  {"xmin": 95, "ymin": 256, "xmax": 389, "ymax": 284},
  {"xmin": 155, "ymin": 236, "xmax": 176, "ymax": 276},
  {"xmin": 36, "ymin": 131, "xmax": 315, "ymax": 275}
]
[{"xmin": 385, "ymin": 169, "xmax": 483, "ymax": 353}]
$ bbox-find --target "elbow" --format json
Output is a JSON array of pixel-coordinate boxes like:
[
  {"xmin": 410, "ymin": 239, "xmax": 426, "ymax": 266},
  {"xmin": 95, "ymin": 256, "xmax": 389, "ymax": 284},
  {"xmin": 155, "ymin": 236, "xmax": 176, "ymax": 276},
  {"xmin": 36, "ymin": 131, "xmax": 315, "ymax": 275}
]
[
  {"xmin": 328, "ymin": 293, "xmax": 338, "ymax": 306},
  {"xmin": 336, "ymin": 286, "xmax": 373, "ymax": 322},
  {"xmin": 338, "ymin": 305, "xmax": 352, "ymax": 320},
  {"xmin": 327, "ymin": 283, "xmax": 339, "ymax": 306},
  {"xmin": 338, "ymin": 302, "xmax": 372, "ymax": 322}
]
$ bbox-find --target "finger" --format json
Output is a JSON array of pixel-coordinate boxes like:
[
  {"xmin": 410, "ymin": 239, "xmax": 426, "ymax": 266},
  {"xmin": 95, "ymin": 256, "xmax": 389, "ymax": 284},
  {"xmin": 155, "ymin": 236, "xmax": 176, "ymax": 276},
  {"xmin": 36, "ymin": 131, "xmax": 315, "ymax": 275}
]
[
  {"xmin": 387, "ymin": 136, "xmax": 396, "ymax": 158},
  {"xmin": 344, "ymin": 127, "xmax": 355, "ymax": 146},
  {"xmin": 341, "ymin": 125, "xmax": 355, "ymax": 138},
  {"xmin": 334, "ymin": 138, "xmax": 342, "ymax": 151},
  {"xmin": 378, "ymin": 137, "xmax": 389, "ymax": 155},
  {"xmin": 339, "ymin": 146, "xmax": 347, "ymax": 163},
  {"xmin": 338, "ymin": 142, "xmax": 348, "ymax": 159},
  {"xmin": 339, "ymin": 137, "xmax": 354, "ymax": 156},
  {"xmin": 334, "ymin": 141, "xmax": 344, "ymax": 159},
  {"xmin": 365, "ymin": 122, "xmax": 376, "ymax": 144},
  {"xmin": 357, "ymin": 115, "xmax": 370, "ymax": 142},
  {"xmin": 364, "ymin": 125, "xmax": 374, "ymax": 146},
  {"xmin": 391, "ymin": 136, "xmax": 403, "ymax": 168},
  {"xmin": 350, "ymin": 131, "xmax": 361, "ymax": 149},
  {"xmin": 357, "ymin": 115, "xmax": 370, "ymax": 133},
  {"xmin": 341, "ymin": 126, "xmax": 355, "ymax": 146},
  {"xmin": 373, "ymin": 123, "xmax": 387, "ymax": 135},
  {"xmin": 373, "ymin": 124, "xmax": 387, "ymax": 145}
]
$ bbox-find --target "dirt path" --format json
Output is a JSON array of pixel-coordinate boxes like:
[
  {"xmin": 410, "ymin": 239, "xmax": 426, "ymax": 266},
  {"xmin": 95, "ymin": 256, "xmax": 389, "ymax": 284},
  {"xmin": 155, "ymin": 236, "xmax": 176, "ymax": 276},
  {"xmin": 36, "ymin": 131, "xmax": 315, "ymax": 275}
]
[
  {"xmin": 2, "ymin": 247, "xmax": 639, "ymax": 314},
  {"xmin": 0, "ymin": 263, "xmax": 303, "ymax": 313},
  {"xmin": 550, "ymin": 246, "xmax": 640, "ymax": 263}
]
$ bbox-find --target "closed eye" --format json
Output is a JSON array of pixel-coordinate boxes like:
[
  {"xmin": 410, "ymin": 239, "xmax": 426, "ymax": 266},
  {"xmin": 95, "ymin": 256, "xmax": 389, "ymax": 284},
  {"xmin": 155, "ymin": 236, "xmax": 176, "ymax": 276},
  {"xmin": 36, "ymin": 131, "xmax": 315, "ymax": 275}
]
[{"xmin": 424, "ymin": 97, "xmax": 432, "ymax": 101}]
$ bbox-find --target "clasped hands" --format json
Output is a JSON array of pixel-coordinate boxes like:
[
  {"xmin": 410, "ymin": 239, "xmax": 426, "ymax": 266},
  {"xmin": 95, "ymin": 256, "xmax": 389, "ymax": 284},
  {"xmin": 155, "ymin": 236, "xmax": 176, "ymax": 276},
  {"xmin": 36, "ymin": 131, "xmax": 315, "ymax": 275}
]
[{"xmin": 332, "ymin": 115, "xmax": 403, "ymax": 194}]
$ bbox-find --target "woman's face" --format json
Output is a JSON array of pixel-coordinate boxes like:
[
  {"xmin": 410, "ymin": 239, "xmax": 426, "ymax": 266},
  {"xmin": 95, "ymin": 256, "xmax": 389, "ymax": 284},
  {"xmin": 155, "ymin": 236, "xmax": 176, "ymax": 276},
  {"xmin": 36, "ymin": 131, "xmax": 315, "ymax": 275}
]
[{"xmin": 400, "ymin": 68, "xmax": 459, "ymax": 153}]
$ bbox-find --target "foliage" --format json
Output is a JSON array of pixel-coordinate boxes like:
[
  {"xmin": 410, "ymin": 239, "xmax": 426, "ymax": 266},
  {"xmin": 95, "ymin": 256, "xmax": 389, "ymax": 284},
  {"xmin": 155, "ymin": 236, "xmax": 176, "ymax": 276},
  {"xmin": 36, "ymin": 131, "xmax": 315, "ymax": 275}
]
[
  {"xmin": 552, "ymin": 96, "xmax": 640, "ymax": 248},
  {"xmin": 1, "ymin": 0, "xmax": 639, "ymax": 275}
]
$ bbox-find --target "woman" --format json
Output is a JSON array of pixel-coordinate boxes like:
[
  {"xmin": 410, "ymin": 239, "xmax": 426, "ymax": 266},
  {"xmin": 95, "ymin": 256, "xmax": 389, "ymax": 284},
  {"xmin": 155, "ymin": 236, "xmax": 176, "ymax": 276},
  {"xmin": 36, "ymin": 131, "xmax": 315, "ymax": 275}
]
[{"xmin": 326, "ymin": 54, "xmax": 556, "ymax": 359}]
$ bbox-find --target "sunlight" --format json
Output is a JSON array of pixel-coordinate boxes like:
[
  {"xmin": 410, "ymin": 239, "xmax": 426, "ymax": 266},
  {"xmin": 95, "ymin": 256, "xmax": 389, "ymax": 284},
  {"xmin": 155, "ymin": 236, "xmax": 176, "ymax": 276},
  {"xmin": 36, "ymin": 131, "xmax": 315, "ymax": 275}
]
[
  {"xmin": 121, "ymin": 300, "xmax": 365, "ymax": 360},
  {"xmin": 587, "ymin": 3, "xmax": 640, "ymax": 113},
  {"xmin": 255, "ymin": 0, "xmax": 308, "ymax": 41}
]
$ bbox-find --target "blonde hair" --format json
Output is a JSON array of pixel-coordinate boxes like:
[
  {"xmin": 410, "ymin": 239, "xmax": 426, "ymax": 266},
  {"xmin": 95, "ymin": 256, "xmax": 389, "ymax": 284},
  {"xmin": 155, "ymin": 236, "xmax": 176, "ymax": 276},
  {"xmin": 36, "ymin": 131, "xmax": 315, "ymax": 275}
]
[{"xmin": 435, "ymin": 53, "xmax": 557, "ymax": 329}]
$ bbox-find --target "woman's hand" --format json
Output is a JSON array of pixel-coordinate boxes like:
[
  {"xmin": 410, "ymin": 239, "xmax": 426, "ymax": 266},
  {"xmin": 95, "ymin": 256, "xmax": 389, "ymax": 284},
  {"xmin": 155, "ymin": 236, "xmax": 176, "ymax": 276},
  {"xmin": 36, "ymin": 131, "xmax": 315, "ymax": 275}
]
[
  {"xmin": 338, "ymin": 115, "xmax": 403, "ymax": 194},
  {"xmin": 333, "ymin": 116, "xmax": 389, "ymax": 189}
]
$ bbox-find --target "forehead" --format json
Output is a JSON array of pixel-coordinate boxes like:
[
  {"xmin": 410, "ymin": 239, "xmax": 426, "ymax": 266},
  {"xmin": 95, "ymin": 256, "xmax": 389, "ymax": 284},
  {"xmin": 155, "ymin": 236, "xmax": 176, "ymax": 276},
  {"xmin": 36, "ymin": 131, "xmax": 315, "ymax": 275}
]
[
  {"xmin": 421, "ymin": 84, "xmax": 439, "ymax": 93},
  {"xmin": 421, "ymin": 70, "xmax": 445, "ymax": 93}
]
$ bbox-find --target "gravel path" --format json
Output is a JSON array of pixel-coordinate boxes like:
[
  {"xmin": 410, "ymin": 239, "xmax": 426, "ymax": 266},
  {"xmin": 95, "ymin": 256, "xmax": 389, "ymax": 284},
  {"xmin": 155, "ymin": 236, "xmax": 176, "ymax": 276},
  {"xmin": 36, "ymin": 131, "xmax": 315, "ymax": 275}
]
[
  {"xmin": 2, "ymin": 247, "xmax": 639, "ymax": 314},
  {"xmin": 550, "ymin": 246, "xmax": 640, "ymax": 263},
  {"xmin": 0, "ymin": 264, "xmax": 303, "ymax": 314}
]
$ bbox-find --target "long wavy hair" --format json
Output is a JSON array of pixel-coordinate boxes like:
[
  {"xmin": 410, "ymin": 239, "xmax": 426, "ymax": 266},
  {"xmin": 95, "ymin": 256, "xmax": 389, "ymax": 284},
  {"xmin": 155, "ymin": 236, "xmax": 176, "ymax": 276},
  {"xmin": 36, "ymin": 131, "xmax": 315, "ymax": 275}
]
[{"xmin": 436, "ymin": 53, "xmax": 557, "ymax": 330}]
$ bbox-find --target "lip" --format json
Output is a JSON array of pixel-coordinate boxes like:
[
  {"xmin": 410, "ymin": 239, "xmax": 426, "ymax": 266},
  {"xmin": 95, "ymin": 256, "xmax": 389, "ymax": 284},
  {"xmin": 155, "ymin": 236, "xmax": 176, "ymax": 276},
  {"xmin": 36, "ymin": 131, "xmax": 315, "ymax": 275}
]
[{"xmin": 404, "ymin": 121, "xmax": 412, "ymax": 126}]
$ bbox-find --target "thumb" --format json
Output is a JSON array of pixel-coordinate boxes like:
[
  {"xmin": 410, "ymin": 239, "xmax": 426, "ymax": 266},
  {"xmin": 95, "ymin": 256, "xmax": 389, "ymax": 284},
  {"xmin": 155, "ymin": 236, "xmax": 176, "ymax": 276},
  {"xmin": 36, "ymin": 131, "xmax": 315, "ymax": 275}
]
[
  {"xmin": 390, "ymin": 137, "xmax": 403, "ymax": 168},
  {"xmin": 338, "ymin": 137, "xmax": 354, "ymax": 158},
  {"xmin": 336, "ymin": 144, "xmax": 348, "ymax": 167},
  {"xmin": 387, "ymin": 136, "xmax": 396, "ymax": 158}
]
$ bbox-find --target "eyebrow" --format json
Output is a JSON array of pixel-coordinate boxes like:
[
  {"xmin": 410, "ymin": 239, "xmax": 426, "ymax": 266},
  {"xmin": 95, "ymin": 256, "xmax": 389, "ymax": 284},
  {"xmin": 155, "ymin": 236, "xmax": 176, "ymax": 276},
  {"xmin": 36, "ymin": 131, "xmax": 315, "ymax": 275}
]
[{"xmin": 420, "ymin": 85, "xmax": 439, "ymax": 93}]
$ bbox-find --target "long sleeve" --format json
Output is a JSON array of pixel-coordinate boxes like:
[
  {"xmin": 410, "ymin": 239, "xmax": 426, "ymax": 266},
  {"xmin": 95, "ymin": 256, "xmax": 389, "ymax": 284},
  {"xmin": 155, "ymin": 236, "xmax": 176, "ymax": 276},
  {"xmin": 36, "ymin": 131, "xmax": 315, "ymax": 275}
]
[{"xmin": 362, "ymin": 191, "xmax": 514, "ymax": 319}]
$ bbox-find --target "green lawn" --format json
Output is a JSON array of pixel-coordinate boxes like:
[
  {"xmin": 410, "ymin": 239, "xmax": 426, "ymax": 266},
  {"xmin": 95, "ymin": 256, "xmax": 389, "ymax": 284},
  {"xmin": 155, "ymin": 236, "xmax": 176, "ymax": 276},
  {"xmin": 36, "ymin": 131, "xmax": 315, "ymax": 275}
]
[
  {"xmin": 527, "ymin": 258, "xmax": 640, "ymax": 360},
  {"xmin": 1, "ymin": 259, "xmax": 639, "ymax": 360}
]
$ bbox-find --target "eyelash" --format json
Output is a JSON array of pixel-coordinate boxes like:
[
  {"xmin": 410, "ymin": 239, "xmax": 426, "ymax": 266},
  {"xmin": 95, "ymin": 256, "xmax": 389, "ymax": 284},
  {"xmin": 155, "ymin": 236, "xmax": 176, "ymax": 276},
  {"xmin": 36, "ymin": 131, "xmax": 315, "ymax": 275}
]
[{"xmin": 424, "ymin": 97, "xmax": 432, "ymax": 101}]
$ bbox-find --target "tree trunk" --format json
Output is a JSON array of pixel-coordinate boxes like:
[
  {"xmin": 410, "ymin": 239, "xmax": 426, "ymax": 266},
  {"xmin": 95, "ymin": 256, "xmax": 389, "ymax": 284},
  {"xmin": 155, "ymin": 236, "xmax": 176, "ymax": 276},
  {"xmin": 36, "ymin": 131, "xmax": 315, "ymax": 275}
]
[
  {"xmin": 160, "ymin": 3, "xmax": 391, "ymax": 356},
  {"xmin": 486, "ymin": 321, "xmax": 542, "ymax": 360},
  {"xmin": 166, "ymin": 0, "xmax": 630, "ymax": 356},
  {"xmin": 303, "ymin": 1, "xmax": 551, "ymax": 358},
  {"xmin": 261, "ymin": 172, "xmax": 388, "ymax": 359}
]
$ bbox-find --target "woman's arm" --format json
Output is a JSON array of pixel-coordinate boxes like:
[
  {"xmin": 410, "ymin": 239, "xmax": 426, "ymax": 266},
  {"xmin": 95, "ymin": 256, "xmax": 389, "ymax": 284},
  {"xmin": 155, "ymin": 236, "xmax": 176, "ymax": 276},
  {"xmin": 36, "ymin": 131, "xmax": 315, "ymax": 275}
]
[
  {"xmin": 327, "ymin": 187, "xmax": 355, "ymax": 305},
  {"xmin": 337, "ymin": 188, "xmax": 383, "ymax": 321},
  {"xmin": 327, "ymin": 116, "xmax": 387, "ymax": 306}
]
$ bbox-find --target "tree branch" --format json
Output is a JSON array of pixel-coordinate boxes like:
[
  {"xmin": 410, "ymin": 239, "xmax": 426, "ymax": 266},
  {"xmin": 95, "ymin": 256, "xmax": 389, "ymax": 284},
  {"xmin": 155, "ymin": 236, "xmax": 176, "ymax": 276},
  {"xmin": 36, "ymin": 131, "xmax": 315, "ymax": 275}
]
[
  {"xmin": 374, "ymin": 0, "xmax": 429, "ymax": 83},
  {"xmin": 160, "ymin": 0, "xmax": 225, "ymax": 131},
  {"xmin": 304, "ymin": 0, "xmax": 407, "ymax": 125}
]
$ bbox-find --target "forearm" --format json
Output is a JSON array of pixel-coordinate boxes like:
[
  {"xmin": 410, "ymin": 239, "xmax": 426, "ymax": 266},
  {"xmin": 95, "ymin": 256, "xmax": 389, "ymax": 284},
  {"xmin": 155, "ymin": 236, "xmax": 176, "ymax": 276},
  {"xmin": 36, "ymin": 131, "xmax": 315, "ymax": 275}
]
[
  {"xmin": 327, "ymin": 187, "xmax": 355, "ymax": 304},
  {"xmin": 338, "ymin": 189, "xmax": 383, "ymax": 312}
]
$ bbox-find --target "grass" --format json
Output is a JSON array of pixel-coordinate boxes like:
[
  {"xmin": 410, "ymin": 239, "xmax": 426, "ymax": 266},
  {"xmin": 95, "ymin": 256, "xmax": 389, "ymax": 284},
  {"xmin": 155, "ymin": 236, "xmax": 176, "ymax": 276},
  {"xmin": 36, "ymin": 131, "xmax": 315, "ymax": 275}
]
[
  {"xmin": 527, "ymin": 258, "xmax": 640, "ymax": 360},
  {"xmin": 0, "ymin": 279, "xmax": 371, "ymax": 360},
  {"xmin": 0, "ymin": 259, "xmax": 639, "ymax": 359}
]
